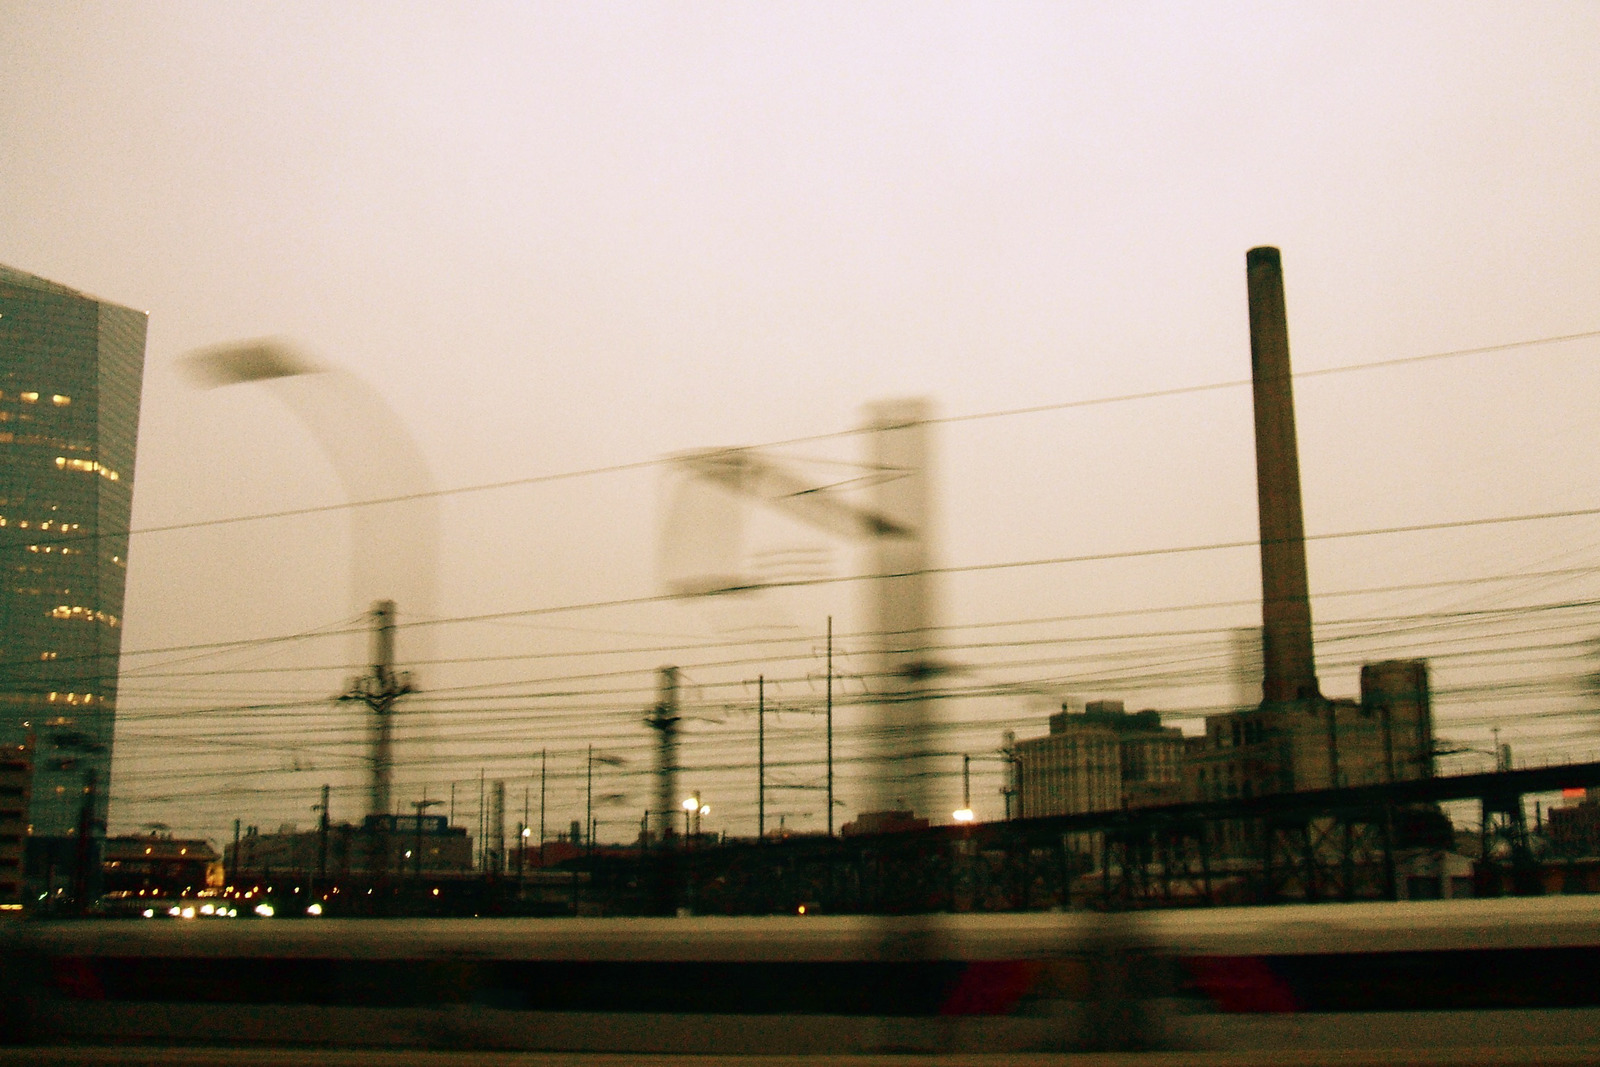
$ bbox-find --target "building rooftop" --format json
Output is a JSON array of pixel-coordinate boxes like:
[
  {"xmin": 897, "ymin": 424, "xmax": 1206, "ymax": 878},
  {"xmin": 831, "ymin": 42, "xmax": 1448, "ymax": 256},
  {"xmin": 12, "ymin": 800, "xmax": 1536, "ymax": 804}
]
[
  {"xmin": 0, "ymin": 262, "xmax": 144, "ymax": 312},
  {"xmin": 1047, "ymin": 699, "xmax": 1171, "ymax": 736},
  {"xmin": 103, "ymin": 835, "xmax": 219, "ymax": 863}
]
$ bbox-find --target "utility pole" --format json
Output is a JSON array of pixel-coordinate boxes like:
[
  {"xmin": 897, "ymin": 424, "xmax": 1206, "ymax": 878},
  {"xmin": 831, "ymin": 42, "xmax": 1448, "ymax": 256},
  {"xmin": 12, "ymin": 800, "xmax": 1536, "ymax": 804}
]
[
  {"xmin": 489, "ymin": 779, "xmax": 505, "ymax": 875},
  {"xmin": 1380, "ymin": 704, "xmax": 1396, "ymax": 785},
  {"xmin": 1326, "ymin": 698, "xmax": 1341, "ymax": 790},
  {"xmin": 586, "ymin": 745, "xmax": 595, "ymax": 858},
  {"xmin": 648, "ymin": 667, "xmax": 681, "ymax": 844},
  {"xmin": 757, "ymin": 675, "xmax": 765, "ymax": 842},
  {"xmin": 826, "ymin": 616, "xmax": 834, "ymax": 838},
  {"xmin": 231, "ymin": 818, "xmax": 241, "ymax": 889},
  {"xmin": 315, "ymin": 784, "xmax": 330, "ymax": 900},
  {"xmin": 539, "ymin": 749, "xmax": 547, "ymax": 867},
  {"xmin": 1001, "ymin": 731, "xmax": 1017, "ymax": 820},
  {"xmin": 646, "ymin": 666, "xmax": 681, "ymax": 916},
  {"xmin": 339, "ymin": 600, "xmax": 415, "ymax": 883}
]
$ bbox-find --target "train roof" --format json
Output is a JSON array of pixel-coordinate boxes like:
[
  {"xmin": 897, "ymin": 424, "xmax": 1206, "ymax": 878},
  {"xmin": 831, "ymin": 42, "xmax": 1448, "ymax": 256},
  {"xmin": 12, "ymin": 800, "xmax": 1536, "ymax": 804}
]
[{"xmin": 6, "ymin": 897, "xmax": 1598, "ymax": 962}]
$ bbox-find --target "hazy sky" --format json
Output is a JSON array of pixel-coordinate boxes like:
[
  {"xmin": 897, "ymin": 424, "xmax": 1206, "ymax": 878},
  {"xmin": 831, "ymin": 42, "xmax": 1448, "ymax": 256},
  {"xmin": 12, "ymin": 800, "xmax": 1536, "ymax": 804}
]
[{"xmin": 4, "ymin": 2, "xmax": 1600, "ymax": 844}]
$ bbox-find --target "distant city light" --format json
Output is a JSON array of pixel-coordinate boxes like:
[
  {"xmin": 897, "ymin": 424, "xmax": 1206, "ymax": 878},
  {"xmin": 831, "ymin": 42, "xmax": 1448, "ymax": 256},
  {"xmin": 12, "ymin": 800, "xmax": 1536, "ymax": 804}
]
[
  {"xmin": 254, "ymin": 903, "xmax": 275, "ymax": 918},
  {"xmin": 952, "ymin": 808, "xmax": 975, "ymax": 823},
  {"xmin": 306, "ymin": 903, "xmax": 323, "ymax": 916}
]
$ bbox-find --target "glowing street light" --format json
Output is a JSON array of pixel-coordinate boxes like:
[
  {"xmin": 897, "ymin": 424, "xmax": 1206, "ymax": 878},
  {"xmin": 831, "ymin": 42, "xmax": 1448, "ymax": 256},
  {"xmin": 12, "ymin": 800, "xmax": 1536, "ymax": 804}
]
[
  {"xmin": 682, "ymin": 794, "xmax": 710, "ymax": 837},
  {"xmin": 952, "ymin": 753, "xmax": 975, "ymax": 824}
]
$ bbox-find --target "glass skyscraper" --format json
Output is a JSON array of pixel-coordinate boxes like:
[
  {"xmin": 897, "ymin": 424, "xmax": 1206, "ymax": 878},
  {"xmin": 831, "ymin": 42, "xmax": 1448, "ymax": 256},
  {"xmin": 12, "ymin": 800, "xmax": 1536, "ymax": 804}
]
[{"xmin": 0, "ymin": 264, "xmax": 146, "ymax": 838}]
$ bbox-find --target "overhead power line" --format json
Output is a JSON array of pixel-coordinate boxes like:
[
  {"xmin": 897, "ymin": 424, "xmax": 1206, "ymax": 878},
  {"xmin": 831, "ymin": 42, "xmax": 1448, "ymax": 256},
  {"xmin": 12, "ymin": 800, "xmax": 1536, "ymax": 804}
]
[
  {"xmin": 16, "ymin": 529, "xmax": 1600, "ymax": 682},
  {"xmin": 932, "ymin": 328, "xmax": 1600, "ymax": 430},
  {"xmin": 5, "ymin": 327, "xmax": 1592, "ymax": 553},
  {"xmin": 292, "ymin": 501, "xmax": 1600, "ymax": 636}
]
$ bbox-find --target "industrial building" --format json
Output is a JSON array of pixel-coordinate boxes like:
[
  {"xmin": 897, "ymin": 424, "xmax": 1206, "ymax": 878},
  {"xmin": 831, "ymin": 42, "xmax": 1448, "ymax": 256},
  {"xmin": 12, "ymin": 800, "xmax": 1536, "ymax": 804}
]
[
  {"xmin": 1198, "ymin": 251, "xmax": 1436, "ymax": 812},
  {"xmin": 1186, "ymin": 659, "xmax": 1434, "ymax": 803},
  {"xmin": 1010, "ymin": 664, "xmax": 1432, "ymax": 824},
  {"xmin": 1186, "ymin": 251, "xmax": 1437, "ymax": 810},
  {"xmin": 1010, "ymin": 249, "xmax": 1445, "ymax": 887},
  {"xmin": 1015, "ymin": 700, "xmax": 1184, "ymax": 818},
  {"xmin": 0, "ymin": 265, "xmax": 146, "ymax": 839}
]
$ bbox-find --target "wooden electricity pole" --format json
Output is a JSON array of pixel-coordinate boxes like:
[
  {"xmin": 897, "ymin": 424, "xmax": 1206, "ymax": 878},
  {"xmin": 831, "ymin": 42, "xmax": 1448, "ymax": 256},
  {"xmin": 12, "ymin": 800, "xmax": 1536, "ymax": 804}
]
[{"xmin": 827, "ymin": 617, "xmax": 834, "ymax": 838}]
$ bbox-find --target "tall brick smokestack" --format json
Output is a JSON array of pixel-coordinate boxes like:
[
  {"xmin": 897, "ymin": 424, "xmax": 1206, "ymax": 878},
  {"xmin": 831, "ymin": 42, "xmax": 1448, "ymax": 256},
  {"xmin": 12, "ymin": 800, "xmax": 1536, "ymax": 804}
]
[{"xmin": 1247, "ymin": 247, "xmax": 1319, "ymax": 704}]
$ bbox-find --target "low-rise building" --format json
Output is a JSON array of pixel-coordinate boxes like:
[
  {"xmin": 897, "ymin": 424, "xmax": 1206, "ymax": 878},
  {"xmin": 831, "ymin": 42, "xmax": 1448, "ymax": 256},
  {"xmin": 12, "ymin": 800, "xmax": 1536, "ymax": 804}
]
[
  {"xmin": 102, "ymin": 833, "xmax": 218, "ymax": 897},
  {"xmin": 840, "ymin": 810, "xmax": 930, "ymax": 836},
  {"xmin": 1547, "ymin": 788, "xmax": 1600, "ymax": 857},
  {"xmin": 225, "ymin": 814, "xmax": 472, "ymax": 878}
]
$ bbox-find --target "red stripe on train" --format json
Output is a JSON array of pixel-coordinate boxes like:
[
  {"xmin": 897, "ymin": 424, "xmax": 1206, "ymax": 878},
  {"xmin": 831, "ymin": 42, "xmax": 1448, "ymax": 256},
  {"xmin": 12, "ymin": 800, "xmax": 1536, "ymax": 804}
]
[
  {"xmin": 1184, "ymin": 955, "xmax": 1301, "ymax": 1013},
  {"xmin": 939, "ymin": 960, "xmax": 1044, "ymax": 1015}
]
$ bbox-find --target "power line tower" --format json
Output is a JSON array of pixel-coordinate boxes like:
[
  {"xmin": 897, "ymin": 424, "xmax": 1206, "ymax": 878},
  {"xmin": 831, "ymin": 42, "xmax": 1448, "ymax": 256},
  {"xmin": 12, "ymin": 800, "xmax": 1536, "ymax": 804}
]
[{"xmin": 339, "ymin": 599, "xmax": 415, "ymax": 892}]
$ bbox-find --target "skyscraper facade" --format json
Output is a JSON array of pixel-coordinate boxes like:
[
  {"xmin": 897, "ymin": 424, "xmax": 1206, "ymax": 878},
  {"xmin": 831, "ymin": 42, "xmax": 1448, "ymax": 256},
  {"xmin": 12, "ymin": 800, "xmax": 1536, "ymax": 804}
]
[{"xmin": 0, "ymin": 265, "xmax": 146, "ymax": 837}]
